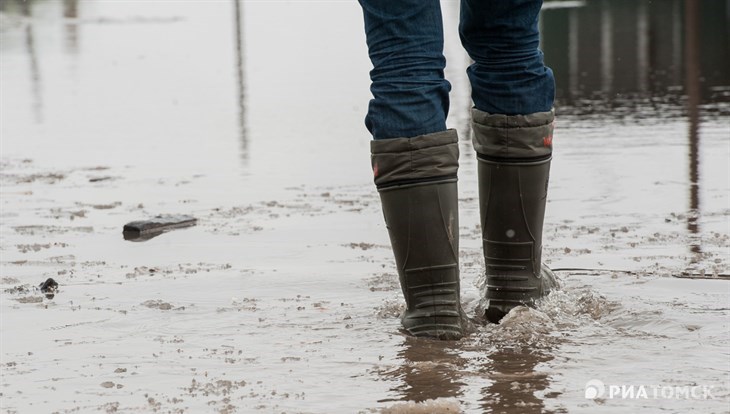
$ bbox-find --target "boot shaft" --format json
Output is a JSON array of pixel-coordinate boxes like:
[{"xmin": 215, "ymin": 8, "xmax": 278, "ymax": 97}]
[
  {"xmin": 471, "ymin": 109, "xmax": 556, "ymax": 322},
  {"xmin": 478, "ymin": 156, "xmax": 550, "ymax": 279},
  {"xmin": 371, "ymin": 130, "xmax": 464, "ymax": 339},
  {"xmin": 379, "ymin": 180, "xmax": 462, "ymax": 338}
]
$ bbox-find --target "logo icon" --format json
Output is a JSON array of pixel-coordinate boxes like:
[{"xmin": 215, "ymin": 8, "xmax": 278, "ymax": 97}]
[
  {"xmin": 585, "ymin": 379, "xmax": 605, "ymax": 399},
  {"xmin": 543, "ymin": 135, "xmax": 553, "ymax": 147}
]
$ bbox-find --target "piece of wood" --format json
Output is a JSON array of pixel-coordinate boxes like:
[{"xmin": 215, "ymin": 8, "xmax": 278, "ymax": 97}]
[
  {"xmin": 123, "ymin": 215, "xmax": 196, "ymax": 241},
  {"xmin": 673, "ymin": 272, "xmax": 730, "ymax": 280}
]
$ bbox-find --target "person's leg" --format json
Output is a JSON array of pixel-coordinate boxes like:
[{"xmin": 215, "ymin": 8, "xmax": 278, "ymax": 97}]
[
  {"xmin": 459, "ymin": 0, "xmax": 554, "ymax": 115},
  {"xmin": 359, "ymin": 0, "xmax": 450, "ymax": 139},
  {"xmin": 359, "ymin": 0, "xmax": 466, "ymax": 339},
  {"xmin": 459, "ymin": 0, "xmax": 558, "ymax": 323}
]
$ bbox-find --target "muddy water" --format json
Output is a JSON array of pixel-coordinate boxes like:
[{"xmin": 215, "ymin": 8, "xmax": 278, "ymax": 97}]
[{"xmin": 1, "ymin": 1, "xmax": 729, "ymax": 413}]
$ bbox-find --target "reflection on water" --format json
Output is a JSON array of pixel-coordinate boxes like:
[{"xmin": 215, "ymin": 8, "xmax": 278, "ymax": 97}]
[
  {"xmin": 479, "ymin": 348, "xmax": 554, "ymax": 414},
  {"xmin": 542, "ymin": 0, "xmax": 730, "ymax": 111},
  {"xmin": 63, "ymin": 0, "xmax": 78, "ymax": 53},
  {"xmin": 383, "ymin": 338, "xmax": 554, "ymax": 413},
  {"xmin": 541, "ymin": 0, "xmax": 729, "ymax": 265},
  {"xmin": 232, "ymin": 0, "xmax": 248, "ymax": 162},
  {"xmin": 384, "ymin": 337, "xmax": 466, "ymax": 403},
  {"xmin": 2, "ymin": 0, "xmax": 252, "ymax": 162},
  {"xmin": 19, "ymin": 0, "xmax": 42, "ymax": 124},
  {"xmin": 381, "ymin": 299, "xmax": 594, "ymax": 411},
  {"xmin": 685, "ymin": 0, "xmax": 702, "ymax": 257}
]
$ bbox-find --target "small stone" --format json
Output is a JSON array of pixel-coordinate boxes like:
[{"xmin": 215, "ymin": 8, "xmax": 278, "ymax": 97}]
[{"xmin": 39, "ymin": 278, "xmax": 58, "ymax": 294}]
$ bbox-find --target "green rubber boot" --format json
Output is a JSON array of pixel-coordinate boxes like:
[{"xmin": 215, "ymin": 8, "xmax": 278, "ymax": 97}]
[
  {"xmin": 371, "ymin": 130, "xmax": 465, "ymax": 340},
  {"xmin": 471, "ymin": 109, "xmax": 559, "ymax": 323}
]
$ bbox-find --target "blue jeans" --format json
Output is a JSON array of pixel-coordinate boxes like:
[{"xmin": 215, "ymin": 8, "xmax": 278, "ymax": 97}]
[{"xmin": 359, "ymin": 0, "xmax": 555, "ymax": 140}]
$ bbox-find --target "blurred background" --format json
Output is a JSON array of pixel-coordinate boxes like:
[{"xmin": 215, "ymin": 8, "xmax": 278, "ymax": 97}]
[
  {"xmin": 2, "ymin": 0, "xmax": 728, "ymax": 173},
  {"xmin": 2, "ymin": 0, "xmax": 727, "ymax": 264}
]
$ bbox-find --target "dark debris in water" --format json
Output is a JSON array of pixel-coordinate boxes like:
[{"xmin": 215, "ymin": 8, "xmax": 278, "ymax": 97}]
[
  {"xmin": 123, "ymin": 215, "xmax": 197, "ymax": 241},
  {"xmin": 39, "ymin": 278, "xmax": 59, "ymax": 299},
  {"xmin": 674, "ymin": 271, "xmax": 730, "ymax": 280},
  {"xmin": 4, "ymin": 278, "xmax": 60, "ymax": 301},
  {"xmin": 88, "ymin": 176, "xmax": 114, "ymax": 182},
  {"xmin": 4, "ymin": 284, "xmax": 30, "ymax": 295}
]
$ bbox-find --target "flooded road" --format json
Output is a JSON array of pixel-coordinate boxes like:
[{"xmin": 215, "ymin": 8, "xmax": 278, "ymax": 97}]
[{"xmin": 1, "ymin": 1, "xmax": 729, "ymax": 413}]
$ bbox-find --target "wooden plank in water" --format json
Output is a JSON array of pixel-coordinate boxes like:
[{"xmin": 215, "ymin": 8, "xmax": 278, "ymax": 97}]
[
  {"xmin": 673, "ymin": 272, "xmax": 730, "ymax": 280},
  {"xmin": 123, "ymin": 215, "xmax": 197, "ymax": 241}
]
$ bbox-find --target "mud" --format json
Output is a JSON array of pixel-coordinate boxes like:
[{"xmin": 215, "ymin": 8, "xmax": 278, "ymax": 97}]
[{"xmin": 1, "ymin": 0, "xmax": 729, "ymax": 413}]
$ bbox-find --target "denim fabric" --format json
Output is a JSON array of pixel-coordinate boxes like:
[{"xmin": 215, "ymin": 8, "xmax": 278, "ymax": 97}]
[
  {"xmin": 359, "ymin": 0, "xmax": 555, "ymax": 140},
  {"xmin": 359, "ymin": 0, "xmax": 451, "ymax": 140}
]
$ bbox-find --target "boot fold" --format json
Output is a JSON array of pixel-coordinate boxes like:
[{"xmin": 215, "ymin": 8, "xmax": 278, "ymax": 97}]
[
  {"xmin": 371, "ymin": 129, "xmax": 459, "ymax": 188},
  {"xmin": 471, "ymin": 108, "xmax": 554, "ymax": 159}
]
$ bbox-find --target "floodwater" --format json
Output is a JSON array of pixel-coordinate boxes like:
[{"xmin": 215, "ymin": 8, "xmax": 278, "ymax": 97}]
[{"xmin": 1, "ymin": 0, "xmax": 729, "ymax": 413}]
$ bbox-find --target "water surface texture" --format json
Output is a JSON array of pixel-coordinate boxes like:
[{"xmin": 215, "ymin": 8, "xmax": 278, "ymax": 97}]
[{"xmin": 1, "ymin": 1, "xmax": 729, "ymax": 413}]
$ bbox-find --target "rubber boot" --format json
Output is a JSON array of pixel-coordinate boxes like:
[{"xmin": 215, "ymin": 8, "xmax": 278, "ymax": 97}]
[
  {"xmin": 471, "ymin": 109, "xmax": 559, "ymax": 323},
  {"xmin": 371, "ymin": 130, "xmax": 465, "ymax": 340}
]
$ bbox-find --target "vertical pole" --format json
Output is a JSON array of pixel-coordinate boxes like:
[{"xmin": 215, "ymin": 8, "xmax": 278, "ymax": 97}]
[
  {"xmin": 636, "ymin": 0, "xmax": 649, "ymax": 94},
  {"xmin": 684, "ymin": 0, "xmax": 701, "ymax": 256},
  {"xmin": 600, "ymin": 0, "xmax": 613, "ymax": 96},
  {"xmin": 233, "ymin": 0, "xmax": 248, "ymax": 161}
]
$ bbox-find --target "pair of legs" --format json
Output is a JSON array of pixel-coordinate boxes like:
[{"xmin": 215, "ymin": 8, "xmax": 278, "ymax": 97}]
[
  {"xmin": 360, "ymin": 0, "xmax": 557, "ymax": 339},
  {"xmin": 360, "ymin": 0, "xmax": 554, "ymax": 139}
]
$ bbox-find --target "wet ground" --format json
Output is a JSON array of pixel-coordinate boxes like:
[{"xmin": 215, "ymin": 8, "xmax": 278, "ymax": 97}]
[{"xmin": 1, "ymin": 1, "xmax": 729, "ymax": 413}]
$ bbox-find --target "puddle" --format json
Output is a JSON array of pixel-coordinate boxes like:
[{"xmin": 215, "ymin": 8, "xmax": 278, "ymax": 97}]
[{"xmin": 1, "ymin": 0, "xmax": 728, "ymax": 412}]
